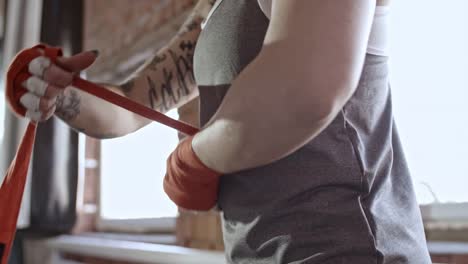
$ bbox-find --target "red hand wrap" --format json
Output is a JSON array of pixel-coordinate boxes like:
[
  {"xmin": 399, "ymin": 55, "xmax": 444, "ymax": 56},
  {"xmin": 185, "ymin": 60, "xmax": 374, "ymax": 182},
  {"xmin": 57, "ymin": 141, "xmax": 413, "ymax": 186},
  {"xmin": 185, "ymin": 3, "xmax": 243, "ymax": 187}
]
[
  {"xmin": 164, "ymin": 136, "xmax": 221, "ymax": 211},
  {"xmin": 1, "ymin": 44, "xmax": 199, "ymax": 264},
  {"xmin": 6, "ymin": 44, "xmax": 62, "ymax": 117}
]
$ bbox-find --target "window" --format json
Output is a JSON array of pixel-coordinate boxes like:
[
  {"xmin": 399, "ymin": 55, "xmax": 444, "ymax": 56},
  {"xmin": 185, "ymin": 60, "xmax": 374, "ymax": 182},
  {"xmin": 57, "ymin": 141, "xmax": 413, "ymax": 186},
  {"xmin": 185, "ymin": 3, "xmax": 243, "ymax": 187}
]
[
  {"xmin": 99, "ymin": 110, "xmax": 179, "ymax": 225},
  {"xmin": 390, "ymin": 0, "xmax": 468, "ymax": 204}
]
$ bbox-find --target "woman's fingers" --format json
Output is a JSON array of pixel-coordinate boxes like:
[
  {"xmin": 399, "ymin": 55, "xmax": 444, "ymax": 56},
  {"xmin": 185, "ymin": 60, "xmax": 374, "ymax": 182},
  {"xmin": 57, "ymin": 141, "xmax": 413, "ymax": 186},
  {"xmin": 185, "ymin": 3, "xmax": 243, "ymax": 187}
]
[
  {"xmin": 38, "ymin": 96, "xmax": 57, "ymax": 111},
  {"xmin": 24, "ymin": 105, "xmax": 56, "ymax": 122},
  {"xmin": 20, "ymin": 49, "xmax": 97, "ymax": 122},
  {"xmin": 41, "ymin": 104, "xmax": 57, "ymax": 121},
  {"xmin": 25, "ymin": 110, "xmax": 43, "ymax": 122},
  {"xmin": 56, "ymin": 50, "xmax": 98, "ymax": 72},
  {"xmin": 20, "ymin": 94, "xmax": 57, "ymax": 122},
  {"xmin": 19, "ymin": 93, "xmax": 40, "ymax": 112},
  {"xmin": 28, "ymin": 56, "xmax": 73, "ymax": 87},
  {"xmin": 28, "ymin": 56, "xmax": 51, "ymax": 78},
  {"xmin": 22, "ymin": 76, "xmax": 62, "ymax": 98},
  {"xmin": 19, "ymin": 92, "xmax": 57, "ymax": 117},
  {"xmin": 43, "ymin": 84, "xmax": 63, "ymax": 98},
  {"xmin": 43, "ymin": 63, "xmax": 74, "ymax": 87},
  {"xmin": 28, "ymin": 49, "xmax": 98, "ymax": 88},
  {"xmin": 23, "ymin": 76, "xmax": 47, "ymax": 96}
]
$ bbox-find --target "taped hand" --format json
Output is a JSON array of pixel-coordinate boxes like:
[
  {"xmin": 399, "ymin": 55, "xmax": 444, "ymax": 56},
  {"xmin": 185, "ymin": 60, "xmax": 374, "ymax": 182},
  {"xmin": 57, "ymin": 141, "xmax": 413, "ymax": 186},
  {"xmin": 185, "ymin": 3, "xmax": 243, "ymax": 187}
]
[
  {"xmin": 16, "ymin": 47, "xmax": 97, "ymax": 122},
  {"xmin": 163, "ymin": 135, "xmax": 221, "ymax": 211}
]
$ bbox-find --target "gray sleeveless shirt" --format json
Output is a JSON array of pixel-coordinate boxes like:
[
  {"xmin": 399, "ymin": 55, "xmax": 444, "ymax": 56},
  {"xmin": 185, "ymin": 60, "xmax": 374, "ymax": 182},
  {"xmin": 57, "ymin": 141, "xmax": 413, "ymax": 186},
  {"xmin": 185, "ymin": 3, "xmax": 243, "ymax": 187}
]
[{"xmin": 193, "ymin": 1, "xmax": 432, "ymax": 263}]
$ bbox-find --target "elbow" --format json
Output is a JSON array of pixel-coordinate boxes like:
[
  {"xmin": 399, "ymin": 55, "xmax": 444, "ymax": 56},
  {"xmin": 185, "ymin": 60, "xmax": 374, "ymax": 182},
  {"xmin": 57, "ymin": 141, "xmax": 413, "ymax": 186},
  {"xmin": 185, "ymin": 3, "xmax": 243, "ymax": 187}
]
[
  {"xmin": 294, "ymin": 99, "xmax": 337, "ymax": 128},
  {"xmin": 294, "ymin": 79, "xmax": 357, "ymax": 126},
  {"xmin": 87, "ymin": 114, "xmax": 144, "ymax": 140},
  {"xmin": 81, "ymin": 126, "xmax": 124, "ymax": 140}
]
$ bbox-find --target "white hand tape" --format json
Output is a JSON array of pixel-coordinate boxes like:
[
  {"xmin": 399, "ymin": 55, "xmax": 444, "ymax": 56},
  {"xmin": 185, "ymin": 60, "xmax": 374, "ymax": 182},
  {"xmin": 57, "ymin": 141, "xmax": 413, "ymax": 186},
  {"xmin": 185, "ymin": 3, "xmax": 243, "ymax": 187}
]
[
  {"xmin": 19, "ymin": 93, "xmax": 41, "ymax": 112},
  {"xmin": 25, "ymin": 110, "xmax": 43, "ymax": 121},
  {"xmin": 23, "ymin": 76, "xmax": 48, "ymax": 97},
  {"xmin": 28, "ymin": 56, "xmax": 51, "ymax": 78}
]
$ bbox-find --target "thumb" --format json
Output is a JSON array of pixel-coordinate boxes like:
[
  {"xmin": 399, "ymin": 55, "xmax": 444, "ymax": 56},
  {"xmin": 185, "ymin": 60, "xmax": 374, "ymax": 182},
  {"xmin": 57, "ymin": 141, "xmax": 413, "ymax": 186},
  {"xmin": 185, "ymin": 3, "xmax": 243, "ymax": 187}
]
[{"xmin": 55, "ymin": 50, "xmax": 99, "ymax": 73}]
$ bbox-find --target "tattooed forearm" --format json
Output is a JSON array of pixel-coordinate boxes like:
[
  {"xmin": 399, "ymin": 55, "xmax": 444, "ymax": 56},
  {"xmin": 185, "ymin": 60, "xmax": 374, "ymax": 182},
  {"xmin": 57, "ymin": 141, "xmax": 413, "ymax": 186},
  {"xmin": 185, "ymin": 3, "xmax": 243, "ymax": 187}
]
[
  {"xmin": 148, "ymin": 76, "xmax": 165, "ymax": 111},
  {"xmin": 185, "ymin": 20, "xmax": 201, "ymax": 33},
  {"xmin": 56, "ymin": 89, "xmax": 81, "ymax": 121},
  {"xmin": 147, "ymin": 43, "xmax": 196, "ymax": 112},
  {"xmin": 176, "ymin": 13, "xmax": 203, "ymax": 37},
  {"xmin": 123, "ymin": 2, "xmax": 205, "ymax": 114},
  {"xmin": 148, "ymin": 68, "xmax": 180, "ymax": 112},
  {"xmin": 169, "ymin": 48, "xmax": 195, "ymax": 95}
]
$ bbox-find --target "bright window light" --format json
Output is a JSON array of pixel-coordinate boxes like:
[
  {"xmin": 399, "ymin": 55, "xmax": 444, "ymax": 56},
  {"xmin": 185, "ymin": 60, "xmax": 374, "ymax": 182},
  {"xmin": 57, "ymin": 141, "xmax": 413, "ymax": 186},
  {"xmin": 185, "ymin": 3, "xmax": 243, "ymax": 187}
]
[
  {"xmin": 101, "ymin": 109, "xmax": 179, "ymax": 219},
  {"xmin": 390, "ymin": 0, "xmax": 468, "ymax": 204}
]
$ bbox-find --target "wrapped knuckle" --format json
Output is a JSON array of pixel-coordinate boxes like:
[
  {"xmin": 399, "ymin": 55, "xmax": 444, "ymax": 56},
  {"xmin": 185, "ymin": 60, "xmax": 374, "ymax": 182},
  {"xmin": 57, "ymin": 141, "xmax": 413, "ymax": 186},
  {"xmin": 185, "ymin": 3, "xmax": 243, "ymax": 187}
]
[
  {"xmin": 20, "ymin": 93, "xmax": 40, "ymax": 111},
  {"xmin": 26, "ymin": 110, "xmax": 43, "ymax": 121},
  {"xmin": 24, "ymin": 76, "xmax": 48, "ymax": 96},
  {"xmin": 28, "ymin": 56, "xmax": 51, "ymax": 77}
]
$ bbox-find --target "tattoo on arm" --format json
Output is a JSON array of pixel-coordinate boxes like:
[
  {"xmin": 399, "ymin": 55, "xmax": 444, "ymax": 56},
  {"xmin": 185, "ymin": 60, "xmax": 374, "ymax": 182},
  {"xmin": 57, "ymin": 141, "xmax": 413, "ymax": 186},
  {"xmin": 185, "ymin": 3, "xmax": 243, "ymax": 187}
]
[
  {"xmin": 185, "ymin": 20, "xmax": 200, "ymax": 33},
  {"xmin": 176, "ymin": 14, "xmax": 203, "ymax": 37},
  {"xmin": 143, "ymin": 7, "xmax": 202, "ymax": 112},
  {"xmin": 147, "ymin": 68, "xmax": 179, "ymax": 112},
  {"xmin": 173, "ymin": 40, "xmax": 196, "ymax": 94},
  {"xmin": 147, "ymin": 42, "xmax": 196, "ymax": 112},
  {"xmin": 56, "ymin": 90, "xmax": 81, "ymax": 121},
  {"xmin": 148, "ymin": 76, "xmax": 164, "ymax": 111},
  {"xmin": 148, "ymin": 54, "xmax": 167, "ymax": 71}
]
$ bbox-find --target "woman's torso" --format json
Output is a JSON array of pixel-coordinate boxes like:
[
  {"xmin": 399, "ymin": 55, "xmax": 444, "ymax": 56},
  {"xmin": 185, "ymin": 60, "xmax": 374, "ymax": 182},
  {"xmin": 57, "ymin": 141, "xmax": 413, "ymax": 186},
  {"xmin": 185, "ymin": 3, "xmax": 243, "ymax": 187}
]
[{"xmin": 194, "ymin": 0, "xmax": 431, "ymax": 263}]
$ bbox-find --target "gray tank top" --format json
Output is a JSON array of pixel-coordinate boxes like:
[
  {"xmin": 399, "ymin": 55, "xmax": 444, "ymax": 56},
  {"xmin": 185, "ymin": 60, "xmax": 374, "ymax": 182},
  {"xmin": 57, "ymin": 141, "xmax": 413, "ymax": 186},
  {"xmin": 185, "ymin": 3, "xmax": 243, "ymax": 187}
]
[{"xmin": 193, "ymin": 1, "xmax": 432, "ymax": 263}]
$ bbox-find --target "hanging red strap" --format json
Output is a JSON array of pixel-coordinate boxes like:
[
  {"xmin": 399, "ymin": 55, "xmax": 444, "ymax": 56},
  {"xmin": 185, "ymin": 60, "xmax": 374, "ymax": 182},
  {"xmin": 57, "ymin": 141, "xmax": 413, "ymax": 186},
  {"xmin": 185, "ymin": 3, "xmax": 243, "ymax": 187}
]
[
  {"xmin": 0, "ymin": 123, "xmax": 36, "ymax": 264},
  {"xmin": 0, "ymin": 44, "xmax": 199, "ymax": 264}
]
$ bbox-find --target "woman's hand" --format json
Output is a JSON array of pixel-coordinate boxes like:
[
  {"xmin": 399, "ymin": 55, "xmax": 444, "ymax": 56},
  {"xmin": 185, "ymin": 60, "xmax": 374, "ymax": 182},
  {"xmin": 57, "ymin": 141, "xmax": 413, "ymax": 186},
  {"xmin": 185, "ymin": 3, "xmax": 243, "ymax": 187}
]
[
  {"xmin": 19, "ymin": 48, "xmax": 98, "ymax": 122},
  {"xmin": 164, "ymin": 135, "xmax": 221, "ymax": 211}
]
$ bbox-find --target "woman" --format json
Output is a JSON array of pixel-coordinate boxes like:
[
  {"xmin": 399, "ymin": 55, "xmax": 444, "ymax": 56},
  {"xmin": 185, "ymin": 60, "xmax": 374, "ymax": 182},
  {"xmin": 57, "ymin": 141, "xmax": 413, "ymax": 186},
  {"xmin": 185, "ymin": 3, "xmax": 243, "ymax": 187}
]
[{"xmin": 17, "ymin": 0, "xmax": 431, "ymax": 263}]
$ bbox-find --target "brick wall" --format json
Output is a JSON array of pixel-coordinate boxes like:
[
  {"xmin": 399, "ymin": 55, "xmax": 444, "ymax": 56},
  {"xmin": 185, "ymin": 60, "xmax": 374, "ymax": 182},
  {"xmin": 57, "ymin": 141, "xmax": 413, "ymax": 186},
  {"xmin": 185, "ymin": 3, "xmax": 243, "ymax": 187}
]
[{"xmin": 83, "ymin": 0, "xmax": 195, "ymax": 83}]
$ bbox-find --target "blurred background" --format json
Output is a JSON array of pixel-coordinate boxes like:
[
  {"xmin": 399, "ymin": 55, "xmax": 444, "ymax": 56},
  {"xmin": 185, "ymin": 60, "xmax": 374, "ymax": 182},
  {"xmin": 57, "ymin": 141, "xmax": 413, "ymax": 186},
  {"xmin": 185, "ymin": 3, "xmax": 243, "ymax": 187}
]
[{"xmin": 0, "ymin": 0, "xmax": 467, "ymax": 263}]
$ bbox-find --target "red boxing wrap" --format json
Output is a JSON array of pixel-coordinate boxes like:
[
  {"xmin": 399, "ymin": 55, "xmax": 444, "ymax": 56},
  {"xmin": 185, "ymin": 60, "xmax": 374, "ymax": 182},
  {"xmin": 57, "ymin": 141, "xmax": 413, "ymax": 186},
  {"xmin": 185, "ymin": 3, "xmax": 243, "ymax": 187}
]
[
  {"xmin": 164, "ymin": 136, "xmax": 221, "ymax": 211},
  {"xmin": 6, "ymin": 44, "xmax": 63, "ymax": 117}
]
